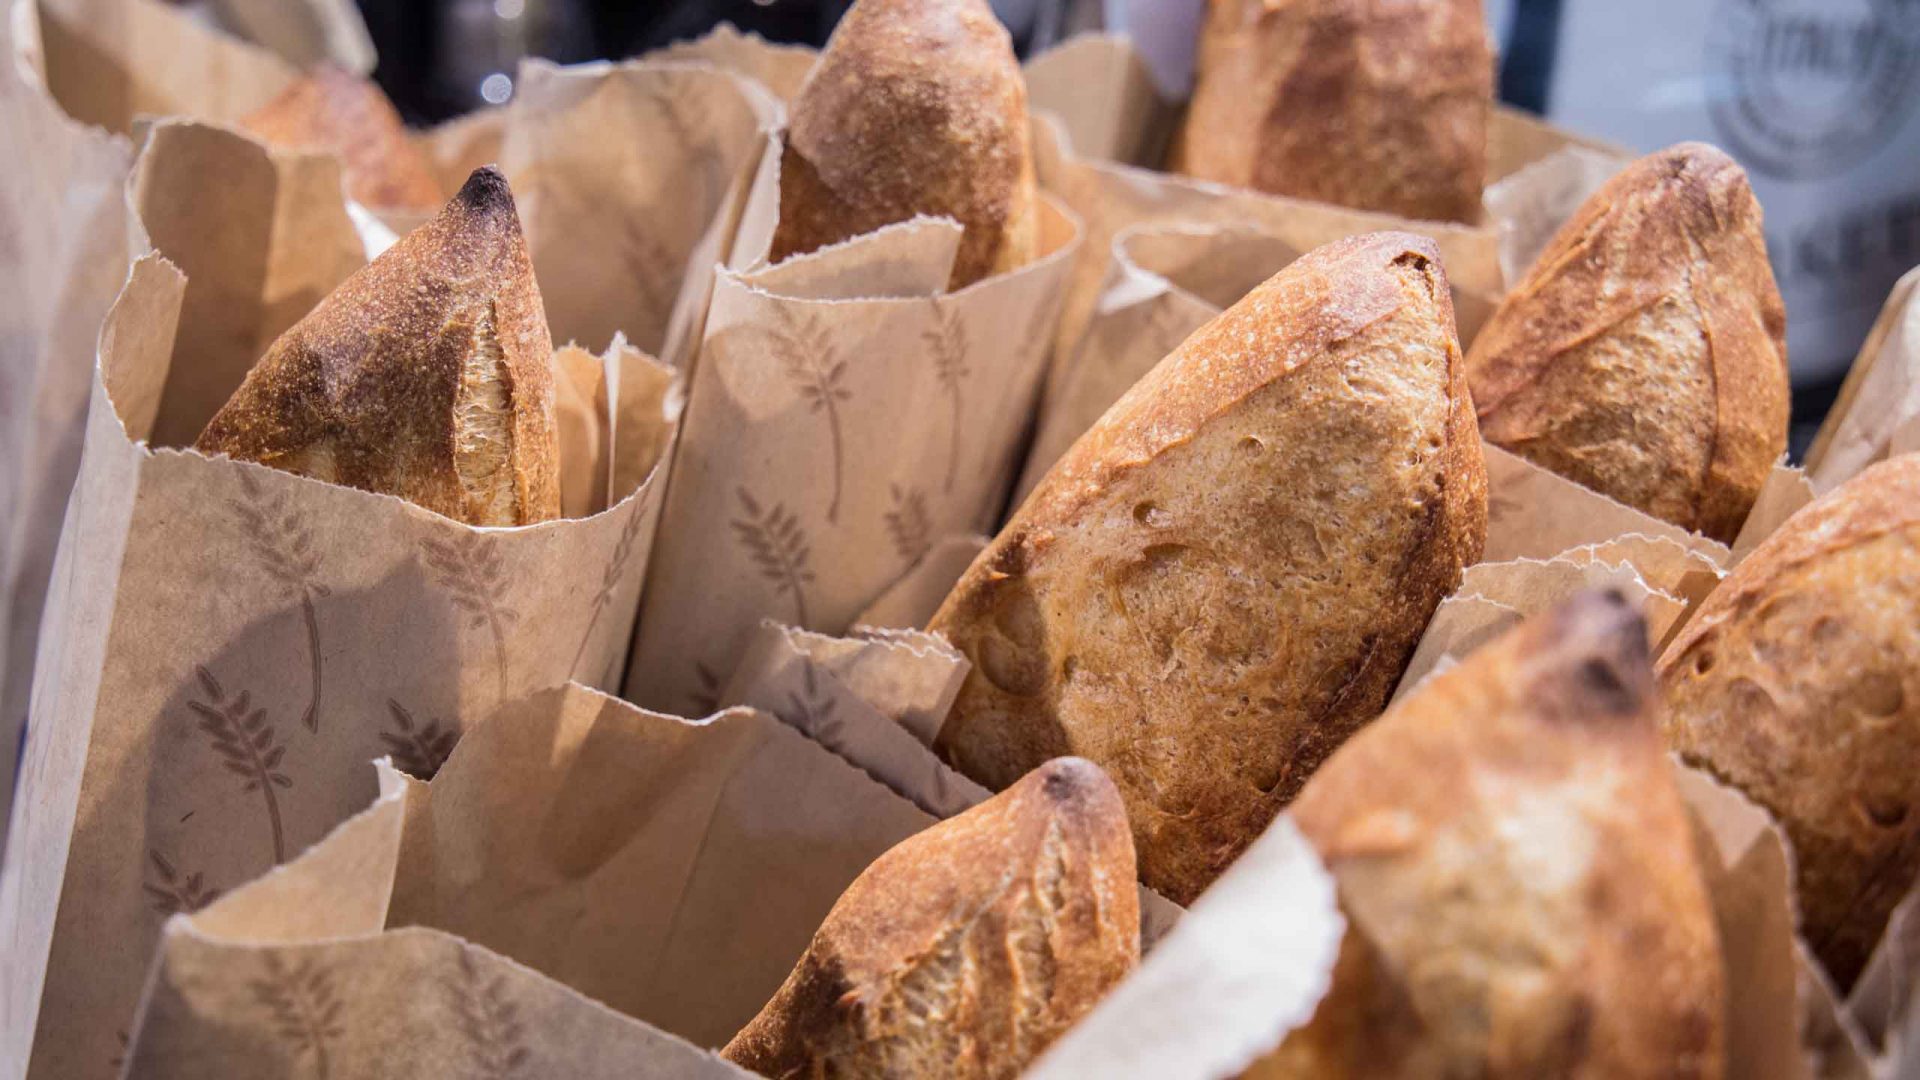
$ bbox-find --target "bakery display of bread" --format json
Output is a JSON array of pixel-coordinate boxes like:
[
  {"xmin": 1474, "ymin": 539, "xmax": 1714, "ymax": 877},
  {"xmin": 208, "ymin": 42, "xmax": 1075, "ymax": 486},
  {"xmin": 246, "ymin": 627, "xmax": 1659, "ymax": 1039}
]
[
  {"xmin": 928, "ymin": 231, "xmax": 1486, "ymax": 905},
  {"xmin": 239, "ymin": 65, "xmax": 445, "ymax": 214},
  {"xmin": 1466, "ymin": 142, "xmax": 1789, "ymax": 543},
  {"xmin": 721, "ymin": 758, "xmax": 1140, "ymax": 1079},
  {"xmin": 1176, "ymin": 0, "xmax": 1492, "ymax": 223},
  {"xmin": 197, "ymin": 167, "xmax": 560, "ymax": 527},
  {"xmin": 1260, "ymin": 590, "xmax": 1726, "ymax": 1078},
  {"xmin": 1661, "ymin": 454, "xmax": 1920, "ymax": 990},
  {"xmin": 769, "ymin": 0, "xmax": 1037, "ymax": 289}
]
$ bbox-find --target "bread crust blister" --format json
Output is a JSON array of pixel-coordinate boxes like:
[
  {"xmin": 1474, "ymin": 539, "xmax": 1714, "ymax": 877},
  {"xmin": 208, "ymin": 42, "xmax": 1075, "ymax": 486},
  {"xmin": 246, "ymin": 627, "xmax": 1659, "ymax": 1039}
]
[{"xmin": 931, "ymin": 231, "xmax": 1486, "ymax": 904}]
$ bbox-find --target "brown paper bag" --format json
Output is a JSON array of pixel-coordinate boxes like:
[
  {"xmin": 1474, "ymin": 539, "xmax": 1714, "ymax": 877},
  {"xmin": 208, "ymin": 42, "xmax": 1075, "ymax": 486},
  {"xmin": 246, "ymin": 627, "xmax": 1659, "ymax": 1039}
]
[
  {"xmin": 35, "ymin": 0, "xmax": 296, "ymax": 134},
  {"xmin": 0, "ymin": 126, "xmax": 685, "ymax": 1077},
  {"xmin": 717, "ymin": 621, "xmax": 1186, "ymax": 949},
  {"xmin": 0, "ymin": 0, "xmax": 134, "ymax": 855},
  {"xmin": 622, "ymin": 120, "xmax": 1085, "ymax": 713},
  {"xmin": 206, "ymin": 0, "xmax": 375, "ymax": 75},
  {"xmin": 121, "ymin": 682, "xmax": 958, "ymax": 1077}
]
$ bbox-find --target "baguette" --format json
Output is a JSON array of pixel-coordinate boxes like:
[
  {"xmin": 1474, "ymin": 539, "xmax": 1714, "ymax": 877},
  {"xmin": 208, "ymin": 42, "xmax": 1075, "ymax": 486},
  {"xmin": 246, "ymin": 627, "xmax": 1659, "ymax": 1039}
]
[
  {"xmin": 197, "ymin": 167, "xmax": 560, "ymax": 527},
  {"xmin": 770, "ymin": 0, "xmax": 1037, "ymax": 289},
  {"xmin": 929, "ymin": 232, "xmax": 1486, "ymax": 904},
  {"xmin": 240, "ymin": 66, "xmax": 444, "ymax": 214},
  {"xmin": 1660, "ymin": 453, "xmax": 1920, "ymax": 989},
  {"xmin": 1466, "ymin": 143, "xmax": 1789, "ymax": 543},
  {"xmin": 1177, "ymin": 0, "xmax": 1492, "ymax": 223},
  {"xmin": 1259, "ymin": 590, "xmax": 1725, "ymax": 1079},
  {"xmin": 722, "ymin": 758, "xmax": 1139, "ymax": 1079}
]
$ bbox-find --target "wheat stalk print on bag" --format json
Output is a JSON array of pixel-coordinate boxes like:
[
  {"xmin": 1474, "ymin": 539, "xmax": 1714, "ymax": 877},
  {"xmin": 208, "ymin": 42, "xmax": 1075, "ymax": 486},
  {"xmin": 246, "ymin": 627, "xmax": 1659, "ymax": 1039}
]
[
  {"xmin": 1178, "ymin": 0, "xmax": 1493, "ymax": 223},
  {"xmin": 379, "ymin": 701, "xmax": 460, "ymax": 781},
  {"xmin": 186, "ymin": 666, "xmax": 295, "ymax": 864},
  {"xmin": 777, "ymin": 309, "xmax": 853, "ymax": 523},
  {"xmin": 250, "ymin": 953, "xmax": 346, "ymax": 1080},
  {"xmin": 772, "ymin": 0, "xmax": 1038, "ymax": 289},
  {"xmin": 1254, "ymin": 591, "xmax": 1725, "ymax": 1078},
  {"xmin": 449, "ymin": 946, "xmax": 532, "ymax": 1079},
  {"xmin": 567, "ymin": 502, "xmax": 650, "ymax": 685},
  {"xmin": 732, "ymin": 488, "xmax": 819, "ymax": 627},
  {"xmin": 723, "ymin": 758, "xmax": 1139, "ymax": 1079},
  {"xmin": 422, "ymin": 532, "xmax": 521, "ymax": 702},
  {"xmin": 884, "ymin": 484, "xmax": 934, "ymax": 566},
  {"xmin": 229, "ymin": 467, "xmax": 330, "ymax": 732},
  {"xmin": 1466, "ymin": 143, "xmax": 1789, "ymax": 544},
  {"xmin": 930, "ymin": 232, "xmax": 1486, "ymax": 904},
  {"xmin": 925, "ymin": 302, "xmax": 972, "ymax": 493},
  {"xmin": 1661, "ymin": 454, "xmax": 1920, "ymax": 991},
  {"xmin": 196, "ymin": 167, "xmax": 561, "ymax": 528},
  {"xmin": 142, "ymin": 850, "xmax": 220, "ymax": 917}
]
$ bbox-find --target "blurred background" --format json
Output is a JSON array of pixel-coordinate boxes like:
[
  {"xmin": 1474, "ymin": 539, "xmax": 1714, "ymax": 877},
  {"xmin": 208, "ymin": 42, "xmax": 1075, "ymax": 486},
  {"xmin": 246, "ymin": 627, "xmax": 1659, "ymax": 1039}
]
[{"xmin": 339, "ymin": 0, "xmax": 1920, "ymax": 446}]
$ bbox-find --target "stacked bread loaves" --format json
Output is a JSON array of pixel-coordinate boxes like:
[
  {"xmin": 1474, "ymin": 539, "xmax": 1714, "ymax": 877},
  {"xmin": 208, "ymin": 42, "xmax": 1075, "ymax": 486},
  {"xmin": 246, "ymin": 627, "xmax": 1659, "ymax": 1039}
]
[
  {"xmin": 197, "ymin": 167, "xmax": 560, "ymax": 527},
  {"xmin": 930, "ymin": 231, "xmax": 1486, "ymax": 904}
]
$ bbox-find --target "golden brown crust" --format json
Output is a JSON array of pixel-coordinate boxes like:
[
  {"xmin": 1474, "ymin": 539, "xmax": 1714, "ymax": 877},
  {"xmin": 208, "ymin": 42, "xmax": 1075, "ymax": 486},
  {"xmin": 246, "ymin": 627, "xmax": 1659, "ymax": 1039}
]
[
  {"xmin": 770, "ymin": 0, "xmax": 1037, "ymax": 289},
  {"xmin": 1466, "ymin": 142, "xmax": 1789, "ymax": 543},
  {"xmin": 929, "ymin": 232, "xmax": 1486, "ymax": 904},
  {"xmin": 721, "ymin": 758, "xmax": 1139, "ymax": 1079},
  {"xmin": 1177, "ymin": 0, "xmax": 1492, "ymax": 223},
  {"xmin": 1259, "ymin": 590, "xmax": 1725, "ymax": 1079},
  {"xmin": 1659, "ymin": 454, "xmax": 1920, "ymax": 989},
  {"xmin": 239, "ymin": 66, "xmax": 445, "ymax": 213},
  {"xmin": 197, "ymin": 168, "xmax": 560, "ymax": 526}
]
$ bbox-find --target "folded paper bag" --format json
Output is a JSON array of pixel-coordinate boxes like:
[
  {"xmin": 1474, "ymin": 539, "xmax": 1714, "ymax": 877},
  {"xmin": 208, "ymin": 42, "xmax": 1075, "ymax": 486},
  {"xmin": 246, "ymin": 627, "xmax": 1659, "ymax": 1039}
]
[
  {"xmin": 122, "ymin": 682, "xmax": 969, "ymax": 1077},
  {"xmin": 1, "ymin": 132, "xmax": 680, "ymax": 1078}
]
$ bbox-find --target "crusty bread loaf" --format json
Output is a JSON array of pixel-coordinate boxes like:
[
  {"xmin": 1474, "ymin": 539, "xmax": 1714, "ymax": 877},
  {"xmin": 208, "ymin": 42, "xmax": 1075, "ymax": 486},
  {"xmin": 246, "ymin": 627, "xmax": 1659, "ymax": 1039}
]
[
  {"xmin": 1467, "ymin": 142, "xmax": 1789, "ymax": 543},
  {"xmin": 1258, "ymin": 590, "xmax": 1725, "ymax": 1079},
  {"xmin": 722, "ymin": 758, "xmax": 1139, "ymax": 1079},
  {"xmin": 770, "ymin": 0, "xmax": 1037, "ymax": 289},
  {"xmin": 197, "ymin": 167, "xmax": 560, "ymax": 526},
  {"xmin": 1660, "ymin": 454, "xmax": 1920, "ymax": 989},
  {"xmin": 1177, "ymin": 0, "xmax": 1491, "ymax": 223},
  {"xmin": 929, "ymin": 232, "xmax": 1486, "ymax": 904},
  {"xmin": 240, "ymin": 66, "xmax": 444, "ymax": 213}
]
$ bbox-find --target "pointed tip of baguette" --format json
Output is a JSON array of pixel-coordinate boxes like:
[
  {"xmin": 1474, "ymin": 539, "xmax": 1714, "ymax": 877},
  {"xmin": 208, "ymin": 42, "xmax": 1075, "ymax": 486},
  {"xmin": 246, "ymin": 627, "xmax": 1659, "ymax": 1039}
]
[
  {"xmin": 1533, "ymin": 588, "xmax": 1653, "ymax": 725},
  {"xmin": 452, "ymin": 165, "xmax": 517, "ymax": 219}
]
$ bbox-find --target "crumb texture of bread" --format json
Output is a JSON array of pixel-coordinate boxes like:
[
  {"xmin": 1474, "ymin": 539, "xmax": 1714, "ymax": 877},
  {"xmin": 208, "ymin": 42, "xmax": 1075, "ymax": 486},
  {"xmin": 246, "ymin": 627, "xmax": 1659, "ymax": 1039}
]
[
  {"xmin": 196, "ymin": 167, "xmax": 560, "ymax": 526},
  {"xmin": 1660, "ymin": 454, "xmax": 1920, "ymax": 989},
  {"xmin": 240, "ymin": 66, "xmax": 446, "ymax": 213},
  {"xmin": 929, "ymin": 232, "xmax": 1486, "ymax": 904},
  {"xmin": 770, "ymin": 0, "xmax": 1037, "ymax": 288},
  {"xmin": 1257, "ymin": 590, "xmax": 1726, "ymax": 1079},
  {"xmin": 721, "ymin": 758, "xmax": 1139, "ymax": 1080},
  {"xmin": 1178, "ymin": 0, "xmax": 1491, "ymax": 223},
  {"xmin": 1466, "ymin": 142, "xmax": 1789, "ymax": 543}
]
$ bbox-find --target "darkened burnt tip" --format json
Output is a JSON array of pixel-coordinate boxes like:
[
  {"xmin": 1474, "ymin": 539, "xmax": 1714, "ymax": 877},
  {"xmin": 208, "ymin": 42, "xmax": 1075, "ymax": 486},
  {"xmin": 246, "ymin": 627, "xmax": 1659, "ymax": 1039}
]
[
  {"xmin": 1537, "ymin": 589, "xmax": 1653, "ymax": 723},
  {"xmin": 453, "ymin": 165, "xmax": 517, "ymax": 217}
]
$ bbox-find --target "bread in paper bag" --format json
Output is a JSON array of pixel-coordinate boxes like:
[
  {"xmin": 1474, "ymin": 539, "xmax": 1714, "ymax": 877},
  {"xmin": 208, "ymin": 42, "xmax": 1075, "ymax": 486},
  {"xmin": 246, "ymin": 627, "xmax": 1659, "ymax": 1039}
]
[
  {"xmin": 1261, "ymin": 590, "xmax": 1725, "ymax": 1078},
  {"xmin": 1466, "ymin": 142, "xmax": 1788, "ymax": 544},
  {"xmin": 1661, "ymin": 453, "xmax": 1920, "ymax": 990},
  {"xmin": 1177, "ymin": 0, "xmax": 1492, "ymax": 224},
  {"xmin": 197, "ymin": 166, "xmax": 560, "ymax": 526},
  {"xmin": 239, "ymin": 65, "xmax": 444, "ymax": 214},
  {"xmin": 770, "ymin": 0, "xmax": 1037, "ymax": 289},
  {"xmin": 722, "ymin": 757, "xmax": 1139, "ymax": 1078},
  {"xmin": 929, "ymin": 232, "xmax": 1486, "ymax": 904}
]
